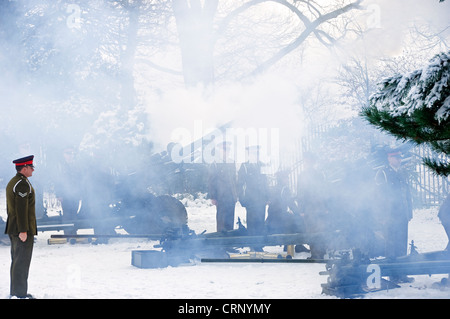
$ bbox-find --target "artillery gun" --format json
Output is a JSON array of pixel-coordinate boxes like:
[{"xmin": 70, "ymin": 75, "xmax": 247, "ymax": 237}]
[
  {"xmin": 320, "ymin": 242, "xmax": 450, "ymax": 298},
  {"xmin": 35, "ymin": 123, "xmax": 231, "ymax": 238},
  {"xmin": 35, "ymin": 150, "xmax": 191, "ymax": 236}
]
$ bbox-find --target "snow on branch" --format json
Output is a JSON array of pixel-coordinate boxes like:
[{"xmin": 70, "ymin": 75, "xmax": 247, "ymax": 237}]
[{"xmin": 369, "ymin": 51, "xmax": 450, "ymax": 123}]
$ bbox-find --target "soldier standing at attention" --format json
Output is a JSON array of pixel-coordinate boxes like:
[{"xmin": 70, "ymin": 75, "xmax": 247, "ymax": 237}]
[
  {"xmin": 375, "ymin": 147, "xmax": 413, "ymax": 283},
  {"xmin": 54, "ymin": 146, "xmax": 82, "ymax": 236},
  {"xmin": 208, "ymin": 142, "xmax": 237, "ymax": 232},
  {"xmin": 5, "ymin": 155, "xmax": 37, "ymax": 299},
  {"xmin": 238, "ymin": 146, "xmax": 268, "ymax": 251}
]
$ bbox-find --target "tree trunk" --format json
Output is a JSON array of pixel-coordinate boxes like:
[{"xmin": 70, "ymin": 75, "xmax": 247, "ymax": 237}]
[
  {"xmin": 120, "ymin": 0, "xmax": 139, "ymax": 111},
  {"xmin": 172, "ymin": 0, "xmax": 218, "ymax": 88}
]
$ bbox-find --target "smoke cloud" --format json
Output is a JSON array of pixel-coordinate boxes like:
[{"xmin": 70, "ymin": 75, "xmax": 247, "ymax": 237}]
[{"xmin": 0, "ymin": 0, "xmax": 448, "ymax": 250}]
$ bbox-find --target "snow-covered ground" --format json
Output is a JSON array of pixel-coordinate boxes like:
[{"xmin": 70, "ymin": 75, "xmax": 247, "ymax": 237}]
[{"xmin": 1, "ymin": 192, "xmax": 450, "ymax": 299}]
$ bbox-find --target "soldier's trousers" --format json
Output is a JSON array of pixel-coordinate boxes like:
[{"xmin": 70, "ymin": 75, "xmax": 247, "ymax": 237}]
[
  {"xmin": 216, "ymin": 201, "xmax": 235, "ymax": 232},
  {"xmin": 61, "ymin": 198, "xmax": 80, "ymax": 235},
  {"xmin": 385, "ymin": 220, "xmax": 408, "ymax": 259},
  {"xmin": 245, "ymin": 203, "xmax": 266, "ymax": 251},
  {"xmin": 245, "ymin": 204, "xmax": 266, "ymax": 236},
  {"xmin": 9, "ymin": 234, "xmax": 34, "ymax": 297}
]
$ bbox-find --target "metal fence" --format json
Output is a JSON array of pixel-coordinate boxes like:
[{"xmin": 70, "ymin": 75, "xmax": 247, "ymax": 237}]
[
  {"xmin": 409, "ymin": 145, "xmax": 449, "ymax": 208},
  {"xmin": 285, "ymin": 124, "xmax": 449, "ymax": 209}
]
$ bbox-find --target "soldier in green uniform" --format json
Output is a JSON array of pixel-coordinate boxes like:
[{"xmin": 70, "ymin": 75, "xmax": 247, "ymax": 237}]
[{"xmin": 5, "ymin": 155, "xmax": 37, "ymax": 299}]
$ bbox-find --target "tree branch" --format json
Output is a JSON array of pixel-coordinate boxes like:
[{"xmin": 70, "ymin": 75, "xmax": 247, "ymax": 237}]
[{"xmin": 247, "ymin": 0, "xmax": 363, "ymax": 77}]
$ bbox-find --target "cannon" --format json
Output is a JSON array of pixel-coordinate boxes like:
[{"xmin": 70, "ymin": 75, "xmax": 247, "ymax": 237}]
[
  {"xmin": 35, "ymin": 154, "xmax": 192, "ymax": 237},
  {"xmin": 35, "ymin": 123, "xmax": 233, "ymax": 238},
  {"xmin": 38, "ymin": 193, "xmax": 188, "ymax": 237},
  {"xmin": 49, "ymin": 220, "xmax": 339, "ymax": 266},
  {"xmin": 320, "ymin": 243, "xmax": 450, "ymax": 298},
  {"xmin": 128, "ymin": 224, "xmax": 340, "ymax": 268}
]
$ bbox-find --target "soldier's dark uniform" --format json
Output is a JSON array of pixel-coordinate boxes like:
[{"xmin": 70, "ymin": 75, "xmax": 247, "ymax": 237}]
[
  {"xmin": 238, "ymin": 162, "xmax": 268, "ymax": 236},
  {"xmin": 54, "ymin": 147, "xmax": 83, "ymax": 235},
  {"xmin": 266, "ymin": 171, "xmax": 304, "ymax": 235},
  {"xmin": 5, "ymin": 155, "xmax": 37, "ymax": 298},
  {"xmin": 375, "ymin": 150, "xmax": 412, "ymax": 260},
  {"xmin": 297, "ymin": 154, "xmax": 330, "ymax": 259},
  {"xmin": 438, "ymin": 193, "xmax": 450, "ymax": 250},
  {"xmin": 208, "ymin": 161, "xmax": 237, "ymax": 232}
]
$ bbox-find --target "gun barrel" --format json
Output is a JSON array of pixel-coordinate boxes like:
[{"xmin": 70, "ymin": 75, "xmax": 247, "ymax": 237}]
[
  {"xmin": 162, "ymin": 231, "xmax": 337, "ymax": 251},
  {"xmin": 51, "ymin": 234, "xmax": 162, "ymax": 240}
]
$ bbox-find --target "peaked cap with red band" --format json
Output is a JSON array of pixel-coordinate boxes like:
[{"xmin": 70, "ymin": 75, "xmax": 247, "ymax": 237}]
[
  {"xmin": 386, "ymin": 147, "xmax": 402, "ymax": 157},
  {"xmin": 13, "ymin": 155, "xmax": 34, "ymax": 167}
]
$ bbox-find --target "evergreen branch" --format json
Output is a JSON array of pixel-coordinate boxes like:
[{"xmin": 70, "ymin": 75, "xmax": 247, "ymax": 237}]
[
  {"xmin": 423, "ymin": 157, "xmax": 450, "ymax": 177},
  {"xmin": 361, "ymin": 51, "xmax": 450, "ymax": 177}
]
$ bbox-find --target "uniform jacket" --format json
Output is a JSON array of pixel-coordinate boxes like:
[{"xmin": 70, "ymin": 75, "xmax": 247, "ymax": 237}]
[
  {"xmin": 208, "ymin": 162, "xmax": 237, "ymax": 204},
  {"xmin": 237, "ymin": 162, "xmax": 268, "ymax": 207},
  {"xmin": 5, "ymin": 173, "xmax": 37, "ymax": 235},
  {"xmin": 297, "ymin": 167, "xmax": 328, "ymax": 215},
  {"xmin": 375, "ymin": 165, "xmax": 413, "ymax": 224},
  {"xmin": 438, "ymin": 193, "xmax": 450, "ymax": 224}
]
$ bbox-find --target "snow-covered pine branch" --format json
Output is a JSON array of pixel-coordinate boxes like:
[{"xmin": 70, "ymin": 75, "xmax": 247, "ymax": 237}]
[
  {"xmin": 362, "ymin": 51, "xmax": 450, "ymax": 176},
  {"xmin": 369, "ymin": 51, "xmax": 450, "ymax": 123}
]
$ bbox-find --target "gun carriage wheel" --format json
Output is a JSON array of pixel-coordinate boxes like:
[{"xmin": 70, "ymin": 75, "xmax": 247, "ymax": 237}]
[{"xmin": 122, "ymin": 194, "xmax": 187, "ymax": 234}]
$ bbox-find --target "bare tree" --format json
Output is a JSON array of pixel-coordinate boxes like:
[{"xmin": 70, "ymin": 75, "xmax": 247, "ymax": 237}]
[
  {"xmin": 224, "ymin": 0, "xmax": 363, "ymax": 77},
  {"xmin": 172, "ymin": 0, "xmax": 219, "ymax": 87},
  {"xmin": 335, "ymin": 14, "xmax": 450, "ymax": 112},
  {"xmin": 336, "ymin": 55, "xmax": 376, "ymax": 110},
  {"xmin": 170, "ymin": 0, "xmax": 363, "ymax": 87}
]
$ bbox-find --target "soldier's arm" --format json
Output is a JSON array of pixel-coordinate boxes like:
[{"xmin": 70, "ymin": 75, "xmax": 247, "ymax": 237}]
[
  {"xmin": 207, "ymin": 165, "xmax": 217, "ymax": 200},
  {"xmin": 375, "ymin": 169, "xmax": 387, "ymax": 186},
  {"xmin": 14, "ymin": 181, "xmax": 30, "ymax": 233}
]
